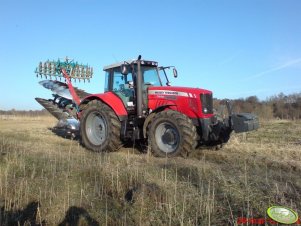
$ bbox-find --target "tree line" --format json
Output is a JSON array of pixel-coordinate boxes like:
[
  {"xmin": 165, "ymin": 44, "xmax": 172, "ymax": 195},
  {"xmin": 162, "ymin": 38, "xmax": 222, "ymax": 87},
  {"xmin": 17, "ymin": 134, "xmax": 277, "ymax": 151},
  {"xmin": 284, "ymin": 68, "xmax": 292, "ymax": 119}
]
[
  {"xmin": 0, "ymin": 109, "xmax": 49, "ymax": 117},
  {"xmin": 214, "ymin": 92, "xmax": 301, "ymax": 120}
]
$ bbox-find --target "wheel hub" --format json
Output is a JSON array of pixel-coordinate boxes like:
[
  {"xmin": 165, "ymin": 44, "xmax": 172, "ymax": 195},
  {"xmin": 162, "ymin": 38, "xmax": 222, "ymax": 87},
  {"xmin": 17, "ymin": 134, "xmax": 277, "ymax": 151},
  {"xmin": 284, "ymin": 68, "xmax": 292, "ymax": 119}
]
[
  {"xmin": 162, "ymin": 129, "xmax": 176, "ymax": 145},
  {"xmin": 155, "ymin": 122, "xmax": 179, "ymax": 153},
  {"xmin": 85, "ymin": 112, "xmax": 107, "ymax": 146}
]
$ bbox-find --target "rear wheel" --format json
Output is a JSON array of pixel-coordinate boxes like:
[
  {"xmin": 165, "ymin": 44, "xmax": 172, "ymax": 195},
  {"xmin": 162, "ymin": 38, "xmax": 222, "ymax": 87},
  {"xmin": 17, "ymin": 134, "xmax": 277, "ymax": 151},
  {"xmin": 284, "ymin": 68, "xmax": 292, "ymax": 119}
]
[
  {"xmin": 80, "ymin": 100, "xmax": 121, "ymax": 152},
  {"xmin": 148, "ymin": 110, "xmax": 197, "ymax": 157}
]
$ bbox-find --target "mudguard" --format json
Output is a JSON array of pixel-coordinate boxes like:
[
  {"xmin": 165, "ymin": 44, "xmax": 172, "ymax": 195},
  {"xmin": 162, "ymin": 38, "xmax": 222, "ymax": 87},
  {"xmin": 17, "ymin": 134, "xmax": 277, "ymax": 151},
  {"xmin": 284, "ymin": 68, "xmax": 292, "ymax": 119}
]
[{"xmin": 80, "ymin": 92, "xmax": 128, "ymax": 120}]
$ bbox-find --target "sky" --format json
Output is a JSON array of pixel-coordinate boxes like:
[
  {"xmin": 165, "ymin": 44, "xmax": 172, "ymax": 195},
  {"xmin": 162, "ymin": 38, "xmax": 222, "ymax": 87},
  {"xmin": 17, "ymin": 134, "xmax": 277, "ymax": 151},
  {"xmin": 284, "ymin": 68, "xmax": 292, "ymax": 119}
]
[{"xmin": 0, "ymin": 0, "xmax": 300, "ymax": 110}]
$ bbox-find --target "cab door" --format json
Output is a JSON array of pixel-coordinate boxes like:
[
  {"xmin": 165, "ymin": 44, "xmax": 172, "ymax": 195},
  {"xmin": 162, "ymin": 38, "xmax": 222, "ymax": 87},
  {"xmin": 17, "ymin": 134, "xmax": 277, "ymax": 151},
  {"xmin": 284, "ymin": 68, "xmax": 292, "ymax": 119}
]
[{"xmin": 110, "ymin": 68, "xmax": 134, "ymax": 109}]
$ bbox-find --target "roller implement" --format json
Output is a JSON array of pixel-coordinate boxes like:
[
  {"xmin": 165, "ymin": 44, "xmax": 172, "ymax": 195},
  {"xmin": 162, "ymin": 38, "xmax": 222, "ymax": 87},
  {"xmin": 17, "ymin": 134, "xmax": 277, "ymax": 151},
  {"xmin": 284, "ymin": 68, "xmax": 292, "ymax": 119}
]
[{"xmin": 35, "ymin": 56, "xmax": 259, "ymax": 157}]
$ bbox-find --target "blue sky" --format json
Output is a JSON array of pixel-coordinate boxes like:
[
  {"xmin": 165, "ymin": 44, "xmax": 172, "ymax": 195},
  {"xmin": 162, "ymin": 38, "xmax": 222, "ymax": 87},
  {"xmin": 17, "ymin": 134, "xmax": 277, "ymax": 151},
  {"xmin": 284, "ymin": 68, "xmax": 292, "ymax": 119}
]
[{"xmin": 0, "ymin": 0, "xmax": 300, "ymax": 110}]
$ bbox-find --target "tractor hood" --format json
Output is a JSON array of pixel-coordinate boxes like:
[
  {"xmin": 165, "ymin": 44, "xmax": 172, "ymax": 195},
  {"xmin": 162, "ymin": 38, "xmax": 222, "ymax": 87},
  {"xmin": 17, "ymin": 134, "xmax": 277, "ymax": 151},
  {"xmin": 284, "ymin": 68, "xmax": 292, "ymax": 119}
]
[
  {"xmin": 147, "ymin": 86, "xmax": 213, "ymax": 119},
  {"xmin": 148, "ymin": 86, "xmax": 212, "ymax": 97}
]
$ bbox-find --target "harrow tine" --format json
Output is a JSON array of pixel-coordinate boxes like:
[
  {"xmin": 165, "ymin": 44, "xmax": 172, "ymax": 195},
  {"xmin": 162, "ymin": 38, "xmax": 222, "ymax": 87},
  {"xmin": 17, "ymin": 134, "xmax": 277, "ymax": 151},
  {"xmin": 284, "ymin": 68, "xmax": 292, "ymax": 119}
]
[{"xmin": 35, "ymin": 57, "xmax": 93, "ymax": 82}]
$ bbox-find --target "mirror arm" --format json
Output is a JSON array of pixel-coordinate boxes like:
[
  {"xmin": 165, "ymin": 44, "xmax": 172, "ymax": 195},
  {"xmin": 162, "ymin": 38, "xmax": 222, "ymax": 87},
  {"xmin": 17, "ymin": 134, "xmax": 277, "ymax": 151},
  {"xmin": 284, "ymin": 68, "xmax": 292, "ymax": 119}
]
[
  {"xmin": 158, "ymin": 66, "xmax": 171, "ymax": 86},
  {"xmin": 163, "ymin": 69, "xmax": 171, "ymax": 86}
]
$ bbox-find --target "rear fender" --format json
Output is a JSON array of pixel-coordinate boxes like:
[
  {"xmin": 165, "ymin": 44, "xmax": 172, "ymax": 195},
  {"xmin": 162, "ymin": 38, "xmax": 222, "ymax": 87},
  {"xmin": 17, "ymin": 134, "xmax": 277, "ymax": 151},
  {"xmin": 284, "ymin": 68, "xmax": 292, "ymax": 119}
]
[{"xmin": 79, "ymin": 92, "xmax": 128, "ymax": 121}]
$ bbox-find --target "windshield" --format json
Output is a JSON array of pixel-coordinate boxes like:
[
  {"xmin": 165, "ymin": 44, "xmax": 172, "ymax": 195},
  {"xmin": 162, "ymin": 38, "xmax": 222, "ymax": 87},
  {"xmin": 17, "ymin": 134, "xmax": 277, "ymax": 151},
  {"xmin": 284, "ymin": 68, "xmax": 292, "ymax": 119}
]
[{"xmin": 142, "ymin": 66, "xmax": 161, "ymax": 86}]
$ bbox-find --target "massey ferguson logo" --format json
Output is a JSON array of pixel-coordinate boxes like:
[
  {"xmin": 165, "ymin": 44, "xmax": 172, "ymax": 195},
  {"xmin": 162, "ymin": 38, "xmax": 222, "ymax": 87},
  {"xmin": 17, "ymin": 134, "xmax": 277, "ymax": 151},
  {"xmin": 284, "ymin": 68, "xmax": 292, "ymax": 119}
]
[{"xmin": 148, "ymin": 90, "xmax": 189, "ymax": 97}]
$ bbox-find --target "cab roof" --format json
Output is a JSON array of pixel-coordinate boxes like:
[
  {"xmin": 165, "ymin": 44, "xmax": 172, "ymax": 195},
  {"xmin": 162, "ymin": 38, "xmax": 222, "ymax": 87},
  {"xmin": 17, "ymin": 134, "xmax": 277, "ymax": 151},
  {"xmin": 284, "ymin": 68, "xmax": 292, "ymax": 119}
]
[{"xmin": 103, "ymin": 59, "xmax": 158, "ymax": 71}]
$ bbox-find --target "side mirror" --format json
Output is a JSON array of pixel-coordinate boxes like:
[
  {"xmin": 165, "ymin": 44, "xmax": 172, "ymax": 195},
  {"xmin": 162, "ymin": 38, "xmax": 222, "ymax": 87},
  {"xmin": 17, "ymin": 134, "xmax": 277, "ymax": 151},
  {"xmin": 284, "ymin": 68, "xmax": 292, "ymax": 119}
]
[
  {"xmin": 121, "ymin": 64, "xmax": 128, "ymax": 75},
  {"xmin": 173, "ymin": 68, "xmax": 178, "ymax": 78}
]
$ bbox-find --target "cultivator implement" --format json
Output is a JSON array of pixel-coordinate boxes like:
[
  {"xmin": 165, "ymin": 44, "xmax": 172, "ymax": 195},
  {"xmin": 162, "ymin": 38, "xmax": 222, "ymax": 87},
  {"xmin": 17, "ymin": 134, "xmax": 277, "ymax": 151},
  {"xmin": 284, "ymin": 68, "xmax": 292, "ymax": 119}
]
[
  {"xmin": 35, "ymin": 57, "xmax": 92, "ymax": 138},
  {"xmin": 35, "ymin": 58, "xmax": 93, "ymax": 105},
  {"xmin": 39, "ymin": 80, "xmax": 90, "ymax": 100},
  {"xmin": 35, "ymin": 57, "xmax": 93, "ymax": 82},
  {"xmin": 35, "ymin": 97, "xmax": 70, "ymax": 120}
]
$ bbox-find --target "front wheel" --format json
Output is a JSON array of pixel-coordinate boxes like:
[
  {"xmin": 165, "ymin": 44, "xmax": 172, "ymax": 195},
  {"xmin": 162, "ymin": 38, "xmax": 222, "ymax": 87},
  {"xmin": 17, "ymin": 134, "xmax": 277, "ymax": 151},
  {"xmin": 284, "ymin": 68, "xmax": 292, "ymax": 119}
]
[
  {"xmin": 147, "ymin": 110, "xmax": 198, "ymax": 157},
  {"xmin": 80, "ymin": 100, "xmax": 121, "ymax": 152}
]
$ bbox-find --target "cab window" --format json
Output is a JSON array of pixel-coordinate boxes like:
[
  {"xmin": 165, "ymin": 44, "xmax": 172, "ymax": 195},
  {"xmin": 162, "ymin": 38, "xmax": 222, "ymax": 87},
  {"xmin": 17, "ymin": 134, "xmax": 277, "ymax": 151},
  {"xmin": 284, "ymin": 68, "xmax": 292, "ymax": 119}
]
[
  {"xmin": 112, "ymin": 68, "xmax": 134, "ymax": 106},
  {"xmin": 142, "ymin": 67, "xmax": 161, "ymax": 86}
]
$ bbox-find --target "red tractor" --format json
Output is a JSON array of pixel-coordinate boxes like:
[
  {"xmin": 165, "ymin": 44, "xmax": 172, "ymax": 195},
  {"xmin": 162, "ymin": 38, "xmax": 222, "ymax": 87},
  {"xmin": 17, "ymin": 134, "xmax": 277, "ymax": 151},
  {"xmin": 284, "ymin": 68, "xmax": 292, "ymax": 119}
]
[{"xmin": 36, "ymin": 56, "xmax": 258, "ymax": 157}]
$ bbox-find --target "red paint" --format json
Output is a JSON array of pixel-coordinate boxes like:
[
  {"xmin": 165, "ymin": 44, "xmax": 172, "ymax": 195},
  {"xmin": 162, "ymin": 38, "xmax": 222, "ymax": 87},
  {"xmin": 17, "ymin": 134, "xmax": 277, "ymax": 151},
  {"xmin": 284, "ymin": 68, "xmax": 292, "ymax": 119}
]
[
  {"xmin": 82, "ymin": 92, "xmax": 128, "ymax": 117},
  {"xmin": 61, "ymin": 69, "xmax": 127, "ymax": 117},
  {"xmin": 81, "ymin": 86, "xmax": 213, "ymax": 120},
  {"xmin": 237, "ymin": 217, "xmax": 300, "ymax": 225},
  {"xmin": 148, "ymin": 86, "xmax": 213, "ymax": 119},
  {"xmin": 61, "ymin": 68, "xmax": 81, "ymax": 105}
]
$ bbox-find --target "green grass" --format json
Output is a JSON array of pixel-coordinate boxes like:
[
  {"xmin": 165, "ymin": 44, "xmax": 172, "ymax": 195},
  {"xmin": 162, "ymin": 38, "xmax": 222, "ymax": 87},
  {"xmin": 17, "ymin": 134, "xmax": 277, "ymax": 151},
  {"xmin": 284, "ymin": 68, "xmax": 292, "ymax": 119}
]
[{"xmin": 0, "ymin": 117, "xmax": 300, "ymax": 225}]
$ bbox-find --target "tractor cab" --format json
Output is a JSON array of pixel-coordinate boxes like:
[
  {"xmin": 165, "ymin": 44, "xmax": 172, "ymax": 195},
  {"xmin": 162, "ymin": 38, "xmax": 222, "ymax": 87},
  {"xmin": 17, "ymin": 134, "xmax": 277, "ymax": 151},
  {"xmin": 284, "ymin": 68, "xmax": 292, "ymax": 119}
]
[{"xmin": 103, "ymin": 59, "xmax": 166, "ymax": 112}]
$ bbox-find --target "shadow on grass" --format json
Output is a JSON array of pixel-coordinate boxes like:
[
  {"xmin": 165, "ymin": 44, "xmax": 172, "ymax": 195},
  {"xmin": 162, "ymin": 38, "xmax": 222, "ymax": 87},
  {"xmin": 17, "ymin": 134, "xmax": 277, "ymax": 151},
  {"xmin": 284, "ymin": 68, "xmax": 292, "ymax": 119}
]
[
  {"xmin": 0, "ymin": 201, "xmax": 45, "ymax": 226},
  {"xmin": 58, "ymin": 206, "xmax": 99, "ymax": 226},
  {"xmin": 0, "ymin": 201, "xmax": 99, "ymax": 226}
]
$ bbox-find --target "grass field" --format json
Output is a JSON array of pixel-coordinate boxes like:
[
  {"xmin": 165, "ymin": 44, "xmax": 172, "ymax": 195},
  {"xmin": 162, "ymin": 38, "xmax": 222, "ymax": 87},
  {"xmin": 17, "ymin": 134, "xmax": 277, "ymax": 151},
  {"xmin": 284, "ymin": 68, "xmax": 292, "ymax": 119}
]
[{"xmin": 0, "ymin": 116, "xmax": 300, "ymax": 225}]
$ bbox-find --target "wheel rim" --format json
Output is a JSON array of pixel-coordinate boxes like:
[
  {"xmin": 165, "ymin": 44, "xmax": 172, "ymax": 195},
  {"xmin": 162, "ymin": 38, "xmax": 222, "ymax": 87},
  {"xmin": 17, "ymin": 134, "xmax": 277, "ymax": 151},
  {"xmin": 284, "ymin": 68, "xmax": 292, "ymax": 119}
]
[
  {"xmin": 85, "ymin": 111, "xmax": 107, "ymax": 146},
  {"xmin": 155, "ymin": 122, "xmax": 180, "ymax": 153}
]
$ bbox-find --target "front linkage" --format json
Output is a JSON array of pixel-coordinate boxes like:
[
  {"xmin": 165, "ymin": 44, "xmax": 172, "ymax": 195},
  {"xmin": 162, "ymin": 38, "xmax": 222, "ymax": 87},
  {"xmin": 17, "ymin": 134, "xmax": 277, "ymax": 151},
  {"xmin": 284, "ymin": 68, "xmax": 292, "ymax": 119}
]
[{"xmin": 200, "ymin": 100, "xmax": 259, "ymax": 146}]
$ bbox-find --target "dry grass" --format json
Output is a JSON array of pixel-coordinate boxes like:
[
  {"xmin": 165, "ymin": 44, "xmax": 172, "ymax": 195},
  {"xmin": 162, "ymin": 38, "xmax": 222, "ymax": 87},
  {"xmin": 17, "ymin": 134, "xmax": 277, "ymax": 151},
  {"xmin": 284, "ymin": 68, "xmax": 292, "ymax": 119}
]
[{"xmin": 0, "ymin": 117, "xmax": 300, "ymax": 225}]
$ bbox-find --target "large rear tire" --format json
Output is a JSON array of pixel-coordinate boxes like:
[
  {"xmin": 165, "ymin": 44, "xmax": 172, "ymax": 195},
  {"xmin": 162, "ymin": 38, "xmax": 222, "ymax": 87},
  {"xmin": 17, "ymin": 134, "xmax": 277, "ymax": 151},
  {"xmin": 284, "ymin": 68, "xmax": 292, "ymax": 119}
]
[
  {"xmin": 80, "ymin": 100, "xmax": 121, "ymax": 152},
  {"xmin": 148, "ymin": 110, "xmax": 198, "ymax": 157}
]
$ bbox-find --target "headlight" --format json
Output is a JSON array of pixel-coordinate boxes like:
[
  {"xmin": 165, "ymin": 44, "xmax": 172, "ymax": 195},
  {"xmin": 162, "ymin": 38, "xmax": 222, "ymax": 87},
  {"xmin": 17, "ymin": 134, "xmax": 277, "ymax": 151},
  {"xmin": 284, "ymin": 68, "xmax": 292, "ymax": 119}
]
[{"xmin": 203, "ymin": 108, "xmax": 208, "ymax": 113}]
